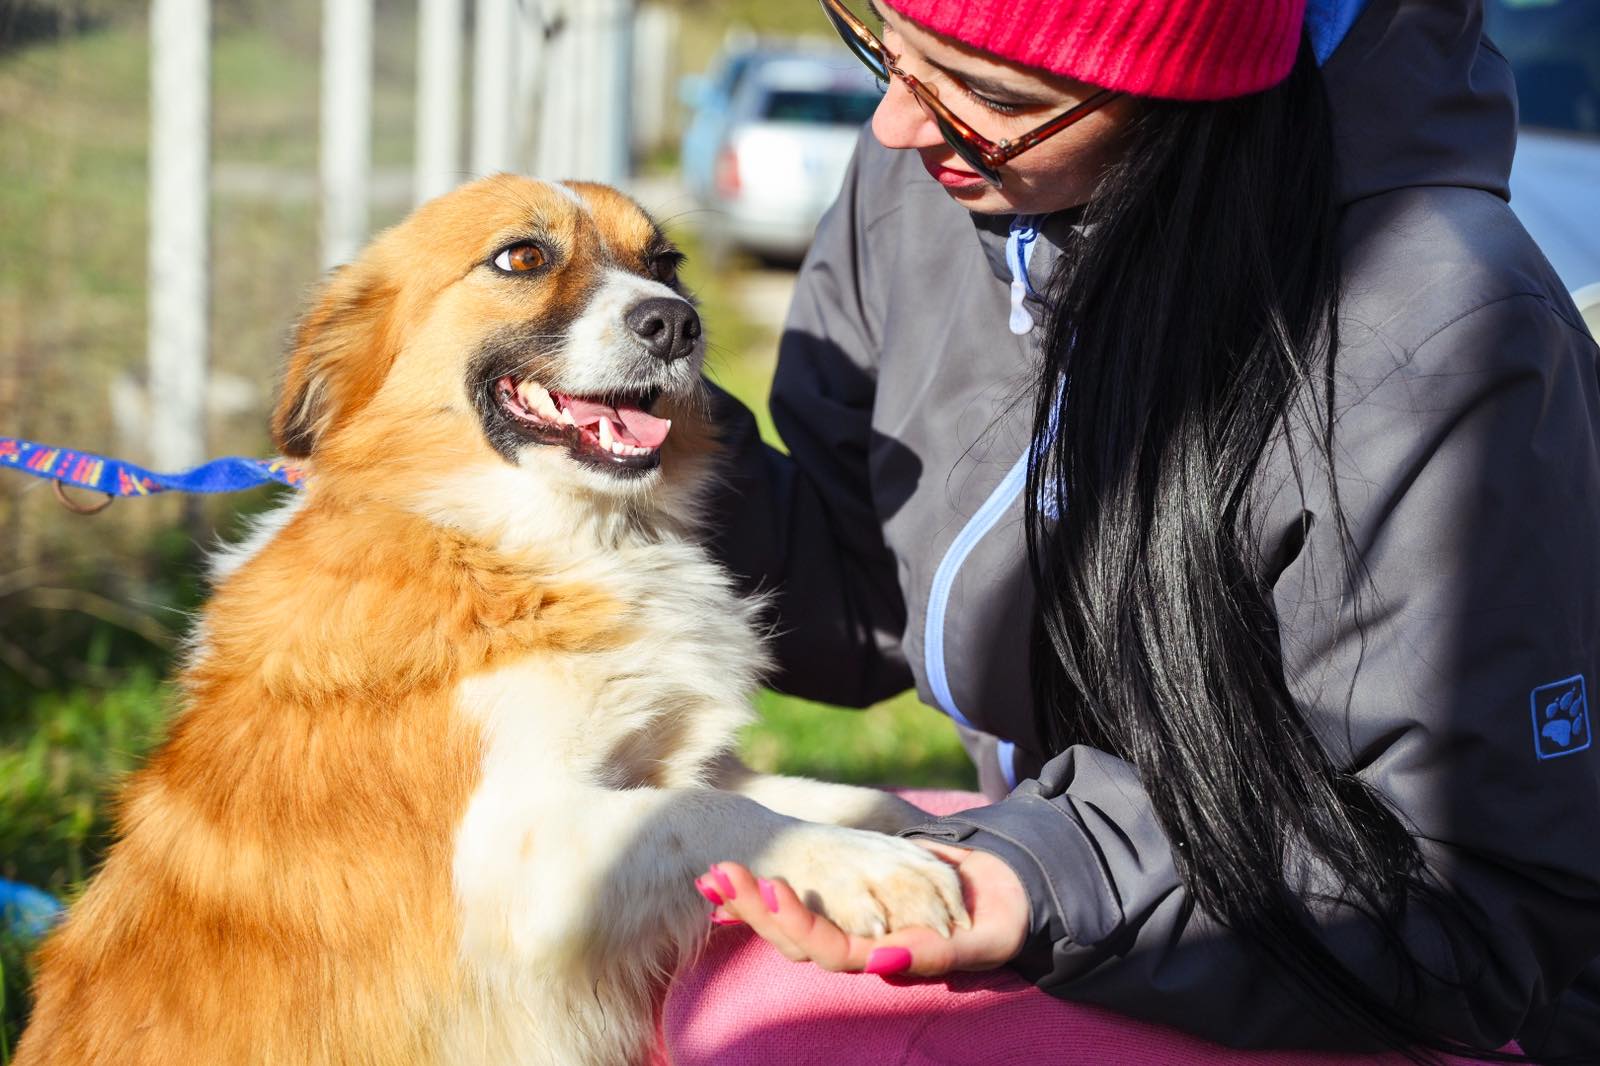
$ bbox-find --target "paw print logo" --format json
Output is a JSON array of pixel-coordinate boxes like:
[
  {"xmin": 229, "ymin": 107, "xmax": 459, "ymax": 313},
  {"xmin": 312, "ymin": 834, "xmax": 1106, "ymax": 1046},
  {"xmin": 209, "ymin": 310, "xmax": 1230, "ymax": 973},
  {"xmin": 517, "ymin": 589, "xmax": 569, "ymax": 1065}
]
[{"xmin": 1531, "ymin": 675, "xmax": 1590, "ymax": 760}]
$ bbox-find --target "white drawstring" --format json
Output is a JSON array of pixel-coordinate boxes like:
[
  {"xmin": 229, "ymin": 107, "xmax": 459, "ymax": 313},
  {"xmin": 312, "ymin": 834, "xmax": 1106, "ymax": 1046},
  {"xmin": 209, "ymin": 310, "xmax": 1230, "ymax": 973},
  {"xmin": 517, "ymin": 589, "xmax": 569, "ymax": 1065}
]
[{"xmin": 1005, "ymin": 213, "xmax": 1044, "ymax": 335}]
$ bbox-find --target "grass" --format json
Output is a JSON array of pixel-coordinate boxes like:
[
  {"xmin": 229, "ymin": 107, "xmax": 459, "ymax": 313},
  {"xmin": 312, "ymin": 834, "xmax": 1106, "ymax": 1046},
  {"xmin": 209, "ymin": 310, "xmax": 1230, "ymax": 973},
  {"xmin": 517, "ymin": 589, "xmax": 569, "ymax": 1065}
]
[
  {"xmin": 0, "ymin": 5, "xmax": 975, "ymax": 1050},
  {"xmin": 743, "ymin": 690, "xmax": 976, "ymax": 788},
  {"xmin": 0, "ymin": 670, "xmax": 173, "ymax": 896},
  {"xmin": 673, "ymin": 0, "xmax": 834, "ymax": 63},
  {"xmin": 1, "ymin": 932, "xmax": 13, "ymax": 1066},
  {"xmin": 0, "ymin": 669, "xmax": 175, "ymax": 1052}
]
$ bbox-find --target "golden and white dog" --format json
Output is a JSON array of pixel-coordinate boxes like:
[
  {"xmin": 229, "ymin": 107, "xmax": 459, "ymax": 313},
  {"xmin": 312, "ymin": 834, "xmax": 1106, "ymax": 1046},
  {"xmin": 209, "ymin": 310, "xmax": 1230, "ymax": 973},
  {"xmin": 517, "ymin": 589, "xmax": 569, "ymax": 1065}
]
[{"xmin": 16, "ymin": 176, "xmax": 966, "ymax": 1066}]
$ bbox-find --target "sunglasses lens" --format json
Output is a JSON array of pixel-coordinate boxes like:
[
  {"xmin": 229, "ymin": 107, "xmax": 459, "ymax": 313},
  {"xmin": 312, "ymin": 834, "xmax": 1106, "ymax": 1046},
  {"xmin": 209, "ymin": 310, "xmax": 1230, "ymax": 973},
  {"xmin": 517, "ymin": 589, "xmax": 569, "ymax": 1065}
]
[
  {"xmin": 930, "ymin": 110, "xmax": 1002, "ymax": 186},
  {"xmin": 821, "ymin": 3, "xmax": 889, "ymax": 80}
]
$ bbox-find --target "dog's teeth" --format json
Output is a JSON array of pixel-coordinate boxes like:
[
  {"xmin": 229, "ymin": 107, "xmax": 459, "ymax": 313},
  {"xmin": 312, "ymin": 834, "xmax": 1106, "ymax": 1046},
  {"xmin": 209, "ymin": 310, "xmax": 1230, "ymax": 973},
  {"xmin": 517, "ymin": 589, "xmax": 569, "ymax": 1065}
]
[
  {"xmin": 558, "ymin": 408, "xmax": 577, "ymax": 427},
  {"xmin": 517, "ymin": 381, "xmax": 559, "ymax": 420},
  {"xmin": 598, "ymin": 416, "xmax": 614, "ymax": 450}
]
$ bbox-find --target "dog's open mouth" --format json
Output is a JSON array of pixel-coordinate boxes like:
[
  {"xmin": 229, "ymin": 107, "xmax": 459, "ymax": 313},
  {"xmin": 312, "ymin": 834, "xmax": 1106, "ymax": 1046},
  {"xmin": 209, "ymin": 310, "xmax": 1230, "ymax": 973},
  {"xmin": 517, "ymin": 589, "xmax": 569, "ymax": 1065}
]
[{"xmin": 496, "ymin": 375, "xmax": 670, "ymax": 472}]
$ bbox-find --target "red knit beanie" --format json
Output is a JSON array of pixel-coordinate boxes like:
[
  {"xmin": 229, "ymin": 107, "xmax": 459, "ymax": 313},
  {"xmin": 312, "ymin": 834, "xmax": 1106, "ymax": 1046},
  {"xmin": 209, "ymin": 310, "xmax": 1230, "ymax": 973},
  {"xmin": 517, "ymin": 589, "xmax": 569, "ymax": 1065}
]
[{"xmin": 880, "ymin": 0, "xmax": 1307, "ymax": 100}]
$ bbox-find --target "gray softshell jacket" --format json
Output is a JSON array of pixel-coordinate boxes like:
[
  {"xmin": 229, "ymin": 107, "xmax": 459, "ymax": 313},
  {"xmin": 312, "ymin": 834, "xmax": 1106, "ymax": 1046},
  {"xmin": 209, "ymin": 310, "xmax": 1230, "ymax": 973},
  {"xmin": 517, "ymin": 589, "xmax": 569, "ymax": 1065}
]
[{"xmin": 704, "ymin": 0, "xmax": 1600, "ymax": 1055}]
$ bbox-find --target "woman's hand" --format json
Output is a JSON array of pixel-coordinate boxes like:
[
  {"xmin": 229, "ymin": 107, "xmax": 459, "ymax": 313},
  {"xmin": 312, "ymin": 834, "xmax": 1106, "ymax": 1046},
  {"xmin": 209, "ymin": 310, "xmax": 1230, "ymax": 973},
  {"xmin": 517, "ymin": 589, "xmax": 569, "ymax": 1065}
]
[{"xmin": 696, "ymin": 841, "xmax": 1030, "ymax": 977}]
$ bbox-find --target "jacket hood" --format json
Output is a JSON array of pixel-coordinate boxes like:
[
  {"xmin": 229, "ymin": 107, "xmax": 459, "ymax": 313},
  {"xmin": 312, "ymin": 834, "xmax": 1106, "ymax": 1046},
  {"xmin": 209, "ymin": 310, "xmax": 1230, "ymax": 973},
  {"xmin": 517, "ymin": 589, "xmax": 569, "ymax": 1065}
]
[{"xmin": 1322, "ymin": 0, "xmax": 1517, "ymax": 206}]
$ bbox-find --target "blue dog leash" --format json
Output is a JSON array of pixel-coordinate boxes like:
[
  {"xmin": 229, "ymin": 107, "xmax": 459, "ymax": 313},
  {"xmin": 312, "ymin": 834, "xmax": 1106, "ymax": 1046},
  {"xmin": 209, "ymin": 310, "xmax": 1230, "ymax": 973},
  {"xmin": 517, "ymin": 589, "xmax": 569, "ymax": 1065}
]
[{"xmin": 0, "ymin": 434, "xmax": 305, "ymax": 512}]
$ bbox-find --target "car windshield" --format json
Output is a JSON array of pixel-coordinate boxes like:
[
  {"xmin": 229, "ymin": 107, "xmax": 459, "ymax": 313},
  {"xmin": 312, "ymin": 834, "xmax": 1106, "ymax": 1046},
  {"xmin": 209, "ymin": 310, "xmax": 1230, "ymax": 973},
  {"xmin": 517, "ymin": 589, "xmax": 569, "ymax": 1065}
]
[
  {"xmin": 758, "ymin": 89, "xmax": 881, "ymax": 126},
  {"xmin": 1485, "ymin": 0, "xmax": 1599, "ymax": 134}
]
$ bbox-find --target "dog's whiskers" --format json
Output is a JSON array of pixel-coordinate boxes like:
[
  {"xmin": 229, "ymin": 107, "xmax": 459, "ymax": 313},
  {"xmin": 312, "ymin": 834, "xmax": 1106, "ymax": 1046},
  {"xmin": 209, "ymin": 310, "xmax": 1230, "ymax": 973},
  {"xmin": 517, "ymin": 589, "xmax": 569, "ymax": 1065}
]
[{"xmin": 468, "ymin": 351, "xmax": 570, "ymax": 390}]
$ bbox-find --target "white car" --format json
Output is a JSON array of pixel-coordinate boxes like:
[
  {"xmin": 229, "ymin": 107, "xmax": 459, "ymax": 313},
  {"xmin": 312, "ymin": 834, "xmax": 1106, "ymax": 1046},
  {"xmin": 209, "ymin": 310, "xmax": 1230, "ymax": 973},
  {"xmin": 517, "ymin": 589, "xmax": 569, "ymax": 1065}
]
[{"xmin": 701, "ymin": 54, "xmax": 882, "ymax": 263}]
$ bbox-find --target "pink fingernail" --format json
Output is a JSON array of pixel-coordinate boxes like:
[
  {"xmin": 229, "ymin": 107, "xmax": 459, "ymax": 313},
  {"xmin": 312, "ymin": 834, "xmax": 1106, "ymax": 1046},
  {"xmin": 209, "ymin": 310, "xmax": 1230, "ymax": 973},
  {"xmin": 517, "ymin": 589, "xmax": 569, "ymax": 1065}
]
[
  {"xmin": 865, "ymin": 947, "xmax": 912, "ymax": 975},
  {"xmin": 694, "ymin": 878, "xmax": 724, "ymax": 906},
  {"xmin": 709, "ymin": 866, "xmax": 737, "ymax": 900},
  {"xmin": 710, "ymin": 912, "xmax": 744, "ymax": 926},
  {"xmin": 758, "ymin": 878, "xmax": 779, "ymax": 913}
]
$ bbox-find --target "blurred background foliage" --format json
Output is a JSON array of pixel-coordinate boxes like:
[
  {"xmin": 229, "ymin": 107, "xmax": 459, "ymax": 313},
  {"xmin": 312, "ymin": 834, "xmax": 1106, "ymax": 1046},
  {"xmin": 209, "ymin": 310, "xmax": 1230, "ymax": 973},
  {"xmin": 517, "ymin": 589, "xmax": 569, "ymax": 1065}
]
[{"xmin": 0, "ymin": 0, "xmax": 972, "ymax": 1049}]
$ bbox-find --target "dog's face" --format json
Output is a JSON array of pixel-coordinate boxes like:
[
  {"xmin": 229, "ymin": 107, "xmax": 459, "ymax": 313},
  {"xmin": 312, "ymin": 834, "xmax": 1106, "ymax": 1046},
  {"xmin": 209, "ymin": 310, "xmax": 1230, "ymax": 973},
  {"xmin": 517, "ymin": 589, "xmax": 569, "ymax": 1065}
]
[{"xmin": 271, "ymin": 175, "xmax": 711, "ymax": 520}]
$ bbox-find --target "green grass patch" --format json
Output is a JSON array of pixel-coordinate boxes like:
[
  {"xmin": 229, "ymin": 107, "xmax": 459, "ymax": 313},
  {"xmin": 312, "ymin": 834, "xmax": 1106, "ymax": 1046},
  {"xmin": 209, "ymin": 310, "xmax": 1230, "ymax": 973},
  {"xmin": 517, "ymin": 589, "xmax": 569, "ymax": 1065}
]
[
  {"xmin": 0, "ymin": 668, "xmax": 173, "ymax": 1053},
  {"xmin": 0, "ymin": 669, "xmax": 172, "ymax": 895},
  {"xmin": 1, "ymin": 924, "xmax": 22, "ymax": 1064},
  {"xmin": 744, "ymin": 689, "xmax": 977, "ymax": 789},
  {"xmin": 672, "ymin": 0, "xmax": 825, "ymax": 36}
]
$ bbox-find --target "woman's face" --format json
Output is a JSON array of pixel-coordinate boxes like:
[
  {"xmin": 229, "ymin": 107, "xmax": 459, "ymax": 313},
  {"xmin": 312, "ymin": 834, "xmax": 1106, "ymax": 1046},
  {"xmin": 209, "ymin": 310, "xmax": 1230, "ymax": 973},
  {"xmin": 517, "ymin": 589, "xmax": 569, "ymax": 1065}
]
[{"xmin": 868, "ymin": 2, "xmax": 1135, "ymax": 215}]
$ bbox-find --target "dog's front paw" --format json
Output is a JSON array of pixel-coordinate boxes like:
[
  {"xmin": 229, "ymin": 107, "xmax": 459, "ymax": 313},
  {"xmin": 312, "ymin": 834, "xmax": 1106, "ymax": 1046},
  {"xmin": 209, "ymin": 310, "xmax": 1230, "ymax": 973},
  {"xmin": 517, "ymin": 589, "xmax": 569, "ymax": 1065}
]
[{"xmin": 757, "ymin": 825, "xmax": 970, "ymax": 938}]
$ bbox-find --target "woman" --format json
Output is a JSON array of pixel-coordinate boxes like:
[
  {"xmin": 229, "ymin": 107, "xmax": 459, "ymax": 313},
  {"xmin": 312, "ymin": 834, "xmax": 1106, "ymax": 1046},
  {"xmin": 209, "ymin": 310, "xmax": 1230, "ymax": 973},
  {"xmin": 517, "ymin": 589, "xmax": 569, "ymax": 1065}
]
[{"xmin": 685, "ymin": 0, "xmax": 1600, "ymax": 1059}]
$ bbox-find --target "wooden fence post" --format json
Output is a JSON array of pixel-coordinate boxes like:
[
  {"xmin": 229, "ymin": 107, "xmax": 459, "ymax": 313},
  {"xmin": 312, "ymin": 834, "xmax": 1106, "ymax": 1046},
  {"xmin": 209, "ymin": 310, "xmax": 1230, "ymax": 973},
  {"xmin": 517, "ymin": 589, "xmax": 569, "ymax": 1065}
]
[
  {"xmin": 414, "ymin": 0, "xmax": 465, "ymax": 204},
  {"xmin": 471, "ymin": 0, "xmax": 519, "ymax": 175},
  {"xmin": 534, "ymin": 0, "xmax": 575, "ymax": 179},
  {"xmin": 536, "ymin": 0, "xmax": 633, "ymax": 184},
  {"xmin": 147, "ymin": 0, "xmax": 211, "ymax": 472},
  {"xmin": 320, "ymin": 0, "xmax": 374, "ymax": 269},
  {"xmin": 632, "ymin": 4, "xmax": 679, "ymax": 158},
  {"xmin": 596, "ymin": 0, "xmax": 635, "ymax": 184}
]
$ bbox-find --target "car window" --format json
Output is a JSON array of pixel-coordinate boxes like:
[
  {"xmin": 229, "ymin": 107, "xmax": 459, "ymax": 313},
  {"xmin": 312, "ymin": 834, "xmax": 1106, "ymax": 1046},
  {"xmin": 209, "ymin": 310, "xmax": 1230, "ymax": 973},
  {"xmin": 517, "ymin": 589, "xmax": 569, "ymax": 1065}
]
[
  {"xmin": 1485, "ymin": 0, "xmax": 1600, "ymax": 134},
  {"xmin": 757, "ymin": 89, "xmax": 881, "ymax": 126}
]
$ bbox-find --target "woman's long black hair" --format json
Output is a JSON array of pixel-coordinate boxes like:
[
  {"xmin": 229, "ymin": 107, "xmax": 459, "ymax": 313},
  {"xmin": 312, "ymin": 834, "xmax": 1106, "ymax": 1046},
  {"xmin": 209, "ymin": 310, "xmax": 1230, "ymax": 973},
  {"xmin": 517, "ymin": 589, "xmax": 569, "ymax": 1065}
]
[{"xmin": 1023, "ymin": 36, "xmax": 1538, "ymax": 1062}]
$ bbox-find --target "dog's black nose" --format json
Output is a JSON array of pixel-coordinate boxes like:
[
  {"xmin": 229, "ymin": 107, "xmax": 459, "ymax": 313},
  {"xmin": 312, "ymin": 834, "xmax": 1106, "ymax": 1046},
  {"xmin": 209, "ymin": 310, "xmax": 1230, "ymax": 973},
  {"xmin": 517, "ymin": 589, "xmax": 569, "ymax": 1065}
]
[{"xmin": 625, "ymin": 298, "xmax": 701, "ymax": 362}]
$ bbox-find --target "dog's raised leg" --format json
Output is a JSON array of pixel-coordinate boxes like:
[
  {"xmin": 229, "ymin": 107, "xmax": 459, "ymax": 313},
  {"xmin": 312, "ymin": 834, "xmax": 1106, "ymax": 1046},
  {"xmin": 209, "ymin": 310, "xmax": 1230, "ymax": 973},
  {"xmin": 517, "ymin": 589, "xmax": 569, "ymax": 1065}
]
[
  {"xmin": 450, "ymin": 779, "xmax": 968, "ymax": 1065},
  {"xmin": 706, "ymin": 753, "xmax": 939, "ymax": 835}
]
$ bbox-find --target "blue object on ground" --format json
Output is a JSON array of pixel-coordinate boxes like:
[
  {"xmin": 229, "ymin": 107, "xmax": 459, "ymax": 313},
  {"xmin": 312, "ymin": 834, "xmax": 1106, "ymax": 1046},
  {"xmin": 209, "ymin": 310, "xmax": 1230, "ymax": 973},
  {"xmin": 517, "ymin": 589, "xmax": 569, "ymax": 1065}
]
[{"xmin": 0, "ymin": 878, "xmax": 63, "ymax": 939}]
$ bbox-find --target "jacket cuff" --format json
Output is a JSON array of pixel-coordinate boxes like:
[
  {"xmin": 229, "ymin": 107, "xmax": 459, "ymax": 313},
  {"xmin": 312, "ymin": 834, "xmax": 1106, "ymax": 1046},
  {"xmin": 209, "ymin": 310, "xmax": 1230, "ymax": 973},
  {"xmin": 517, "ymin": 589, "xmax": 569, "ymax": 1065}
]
[{"xmin": 900, "ymin": 792, "xmax": 1125, "ymax": 981}]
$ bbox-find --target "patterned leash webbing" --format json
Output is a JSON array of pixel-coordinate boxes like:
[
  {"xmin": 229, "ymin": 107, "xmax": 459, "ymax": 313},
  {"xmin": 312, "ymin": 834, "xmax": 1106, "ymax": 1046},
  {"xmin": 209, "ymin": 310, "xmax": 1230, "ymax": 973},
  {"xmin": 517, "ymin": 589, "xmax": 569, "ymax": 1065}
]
[{"xmin": 0, "ymin": 435, "xmax": 306, "ymax": 514}]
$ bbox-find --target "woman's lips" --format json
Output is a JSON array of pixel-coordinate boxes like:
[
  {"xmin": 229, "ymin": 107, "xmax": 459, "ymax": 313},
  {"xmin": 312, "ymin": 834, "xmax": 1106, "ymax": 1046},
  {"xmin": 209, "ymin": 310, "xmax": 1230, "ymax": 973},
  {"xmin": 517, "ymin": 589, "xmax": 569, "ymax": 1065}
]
[{"xmin": 920, "ymin": 154, "xmax": 987, "ymax": 189}]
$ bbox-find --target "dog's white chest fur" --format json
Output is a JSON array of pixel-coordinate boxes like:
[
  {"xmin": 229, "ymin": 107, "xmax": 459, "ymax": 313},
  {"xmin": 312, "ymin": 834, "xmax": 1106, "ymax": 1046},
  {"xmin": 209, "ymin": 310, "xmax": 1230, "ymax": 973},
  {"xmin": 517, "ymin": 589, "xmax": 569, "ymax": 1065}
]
[{"xmin": 445, "ymin": 540, "xmax": 765, "ymax": 1064}]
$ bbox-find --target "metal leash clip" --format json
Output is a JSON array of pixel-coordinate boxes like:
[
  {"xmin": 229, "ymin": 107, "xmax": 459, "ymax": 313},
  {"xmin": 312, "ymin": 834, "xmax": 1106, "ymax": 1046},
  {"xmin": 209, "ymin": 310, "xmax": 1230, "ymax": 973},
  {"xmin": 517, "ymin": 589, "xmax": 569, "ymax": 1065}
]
[{"xmin": 52, "ymin": 479, "xmax": 115, "ymax": 515}]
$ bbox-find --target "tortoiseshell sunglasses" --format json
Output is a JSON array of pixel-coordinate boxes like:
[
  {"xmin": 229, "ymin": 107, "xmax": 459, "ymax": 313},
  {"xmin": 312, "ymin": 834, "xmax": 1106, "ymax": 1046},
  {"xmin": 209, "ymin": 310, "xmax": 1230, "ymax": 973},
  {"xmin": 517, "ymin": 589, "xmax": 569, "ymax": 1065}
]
[{"xmin": 819, "ymin": 0, "xmax": 1120, "ymax": 187}]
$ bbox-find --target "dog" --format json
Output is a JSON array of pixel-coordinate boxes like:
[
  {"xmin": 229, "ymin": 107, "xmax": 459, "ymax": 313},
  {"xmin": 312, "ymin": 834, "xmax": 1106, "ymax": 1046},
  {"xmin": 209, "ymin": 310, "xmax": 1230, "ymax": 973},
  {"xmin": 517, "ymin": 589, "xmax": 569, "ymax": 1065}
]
[{"xmin": 14, "ymin": 175, "xmax": 967, "ymax": 1066}]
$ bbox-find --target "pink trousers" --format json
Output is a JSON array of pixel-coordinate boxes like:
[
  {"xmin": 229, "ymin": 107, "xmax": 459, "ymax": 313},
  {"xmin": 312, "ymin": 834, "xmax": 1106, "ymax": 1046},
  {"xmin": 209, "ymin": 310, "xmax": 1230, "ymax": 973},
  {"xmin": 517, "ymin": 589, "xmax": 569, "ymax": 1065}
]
[{"xmin": 659, "ymin": 790, "xmax": 1501, "ymax": 1065}]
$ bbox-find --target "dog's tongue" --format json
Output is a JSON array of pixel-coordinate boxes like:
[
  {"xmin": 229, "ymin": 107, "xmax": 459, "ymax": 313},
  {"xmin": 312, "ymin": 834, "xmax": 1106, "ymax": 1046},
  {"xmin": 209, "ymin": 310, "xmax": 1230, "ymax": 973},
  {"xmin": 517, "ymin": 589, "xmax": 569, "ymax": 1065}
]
[{"xmin": 558, "ymin": 396, "xmax": 671, "ymax": 449}]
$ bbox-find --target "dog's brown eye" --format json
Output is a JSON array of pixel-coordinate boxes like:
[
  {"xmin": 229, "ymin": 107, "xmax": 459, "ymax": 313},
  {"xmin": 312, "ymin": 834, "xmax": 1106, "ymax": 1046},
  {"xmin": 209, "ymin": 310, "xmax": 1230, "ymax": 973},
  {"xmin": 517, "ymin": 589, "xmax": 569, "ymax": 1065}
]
[{"xmin": 493, "ymin": 243, "xmax": 546, "ymax": 273}]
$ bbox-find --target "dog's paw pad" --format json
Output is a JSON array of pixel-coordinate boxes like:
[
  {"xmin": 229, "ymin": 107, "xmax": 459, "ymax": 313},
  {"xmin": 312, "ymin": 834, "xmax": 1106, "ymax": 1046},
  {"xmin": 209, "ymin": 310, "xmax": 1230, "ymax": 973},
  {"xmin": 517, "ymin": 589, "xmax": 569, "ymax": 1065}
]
[{"xmin": 760, "ymin": 826, "xmax": 968, "ymax": 938}]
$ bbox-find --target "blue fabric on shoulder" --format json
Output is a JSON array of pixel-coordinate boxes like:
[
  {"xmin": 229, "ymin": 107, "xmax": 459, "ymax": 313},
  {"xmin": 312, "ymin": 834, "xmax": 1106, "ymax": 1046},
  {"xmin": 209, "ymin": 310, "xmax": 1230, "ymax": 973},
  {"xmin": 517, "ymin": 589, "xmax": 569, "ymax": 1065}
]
[{"xmin": 1305, "ymin": 0, "xmax": 1369, "ymax": 63}]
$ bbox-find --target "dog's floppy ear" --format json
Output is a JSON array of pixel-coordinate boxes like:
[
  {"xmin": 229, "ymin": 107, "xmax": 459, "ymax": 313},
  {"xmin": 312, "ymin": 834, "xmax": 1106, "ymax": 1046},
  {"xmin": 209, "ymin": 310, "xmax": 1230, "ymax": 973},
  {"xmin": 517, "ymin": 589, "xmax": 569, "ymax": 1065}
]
[{"xmin": 272, "ymin": 264, "xmax": 399, "ymax": 458}]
